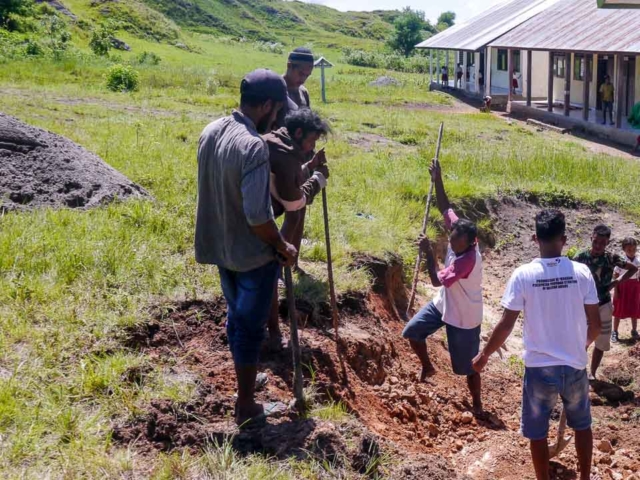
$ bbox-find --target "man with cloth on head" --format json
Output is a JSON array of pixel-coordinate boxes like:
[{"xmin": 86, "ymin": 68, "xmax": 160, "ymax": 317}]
[
  {"xmin": 402, "ymin": 159, "xmax": 484, "ymax": 414},
  {"xmin": 195, "ymin": 69, "xmax": 297, "ymax": 425},
  {"xmin": 276, "ymin": 47, "xmax": 314, "ymax": 128},
  {"xmin": 263, "ymin": 108, "xmax": 331, "ymax": 348}
]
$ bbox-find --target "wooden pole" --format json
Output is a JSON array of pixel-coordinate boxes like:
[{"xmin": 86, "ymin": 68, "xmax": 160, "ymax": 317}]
[
  {"xmin": 616, "ymin": 54, "xmax": 624, "ymax": 128},
  {"xmin": 436, "ymin": 51, "xmax": 441, "ymax": 85},
  {"xmin": 407, "ymin": 123, "xmax": 445, "ymax": 317},
  {"xmin": 564, "ymin": 53, "xmax": 572, "ymax": 116},
  {"xmin": 321, "ymin": 188, "xmax": 339, "ymax": 344},
  {"xmin": 526, "ymin": 50, "xmax": 532, "ymax": 107},
  {"xmin": 284, "ymin": 266, "xmax": 304, "ymax": 407},
  {"xmin": 321, "ymin": 64, "xmax": 327, "ymax": 104},
  {"xmin": 548, "ymin": 51, "xmax": 554, "ymax": 112},
  {"xmin": 474, "ymin": 52, "xmax": 481, "ymax": 94},
  {"xmin": 508, "ymin": 49, "xmax": 514, "ymax": 111},
  {"xmin": 583, "ymin": 55, "xmax": 591, "ymax": 121}
]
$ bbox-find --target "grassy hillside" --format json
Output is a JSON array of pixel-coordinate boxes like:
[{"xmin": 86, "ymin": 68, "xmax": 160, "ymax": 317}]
[{"xmin": 3, "ymin": 1, "xmax": 640, "ymax": 479}]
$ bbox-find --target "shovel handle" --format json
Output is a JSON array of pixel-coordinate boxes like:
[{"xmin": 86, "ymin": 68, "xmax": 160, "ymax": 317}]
[{"xmin": 284, "ymin": 266, "xmax": 304, "ymax": 405}]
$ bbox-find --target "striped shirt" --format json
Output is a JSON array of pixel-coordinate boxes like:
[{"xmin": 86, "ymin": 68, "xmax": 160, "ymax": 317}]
[{"xmin": 195, "ymin": 111, "xmax": 275, "ymax": 272}]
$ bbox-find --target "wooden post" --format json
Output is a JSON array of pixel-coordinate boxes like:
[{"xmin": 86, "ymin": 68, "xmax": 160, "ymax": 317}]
[
  {"xmin": 616, "ymin": 54, "xmax": 624, "ymax": 128},
  {"xmin": 320, "ymin": 65, "xmax": 325, "ymax": 103},
  {"xmin": 485, "ymin": 47, "xmax": 492, "ymax": 96},
  {"xmin": 474, "ymin": 52, "xmax": 481, "ymax": 94},
  {"xmin": 526, "ymin": 50, "xmax": 533, "ymax": 107},
  {"xmin": 508, "ymin": 49, "xmax": 514, "ymax": 109},
  {"xmin": 583, "ymin": 54, "xmax": 591, "ymax": 122},
  {"xmin": 430, "ymin": 50, "xmax": 434, "ymax": 85},
  {"xmin": 436, "ymin": 51, "xmax": 441, "ymax": 85},
  {"xmin": 564, "ymin": 53, "xmax": 572, "ymax": 116},
  {"xmin": 548, "ymin": 51, "xmax": 554, "ymax": 112}
]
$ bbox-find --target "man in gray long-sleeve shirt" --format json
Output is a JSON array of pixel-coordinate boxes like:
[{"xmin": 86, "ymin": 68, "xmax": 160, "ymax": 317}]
[{"xmin": 195, "ymin": 69, "xmax": 297, "ymax": 425}]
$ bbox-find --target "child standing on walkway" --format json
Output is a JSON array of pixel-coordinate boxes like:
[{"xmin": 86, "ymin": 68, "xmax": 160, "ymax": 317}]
[{"xmin": 612, "ymin": 237, "xmax": 640, "ymax": 343}]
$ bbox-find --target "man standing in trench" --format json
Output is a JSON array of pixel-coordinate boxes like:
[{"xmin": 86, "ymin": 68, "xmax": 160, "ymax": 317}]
[
  {"xmin": 473, "ymin": 210, "xmax": 601, "ymax": 480},
  {"xmin": 195, "ymin": 69, "xmax": 297, "ymax": 425},
  {"xmin": 402, "ymin": 159, "xmax": 484, "ymax": 414}
]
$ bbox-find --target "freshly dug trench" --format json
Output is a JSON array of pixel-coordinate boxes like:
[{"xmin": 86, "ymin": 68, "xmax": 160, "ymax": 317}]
[{"xmin": 0, "ymin": 112, "xmax": 148, "ymax": 212}]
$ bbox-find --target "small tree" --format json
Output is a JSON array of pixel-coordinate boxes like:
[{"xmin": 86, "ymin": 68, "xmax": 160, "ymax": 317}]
[
  {"xmin": 387, "ymin": 7, "xmax": 425, "ymax": 57},
  {"xmin": 90, "ymin": 23, "xmax": 115, "ymax": 56},
  {"xmin": 437, "ymin": 11, "xmax": 456, "ymax": 31}
]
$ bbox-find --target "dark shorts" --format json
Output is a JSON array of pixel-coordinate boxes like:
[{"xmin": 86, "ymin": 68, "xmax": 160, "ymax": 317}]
[
  {"xmin": 402, "ymin": 302, "xmax": 481, "ymax": 376},
  {"xmin": 521, "ymin": 365, "xmax": 591, "ymax": 440},
  {"xmin": 218, "ymin": 261, "xmax": 279, "ymax": 365}
]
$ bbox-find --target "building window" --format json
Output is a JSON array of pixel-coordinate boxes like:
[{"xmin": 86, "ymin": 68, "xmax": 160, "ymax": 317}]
[
  {"xmin": 553, "ymin": 54, "xmax": 566, "ymax": 78},
  {"xmin": 574, "ymin": 54, "xmax": 585, "ymax": 81},
  {"xmin": 497, "ymin": 49, "xmax": 508, "ymax": 71}
]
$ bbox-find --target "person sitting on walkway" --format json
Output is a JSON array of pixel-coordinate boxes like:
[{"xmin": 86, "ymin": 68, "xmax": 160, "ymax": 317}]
[
  {"xmin": 195, "ymin": 69, "xmax": 297, "ymax": 425},
  {"xmin": 263, "ymin": 108, "xmax": 330, "ymax": 348},
  {"xmin": 473, "ymin": 209, "xmax": 601, "ymax": 480},
  {"xmin": 402, "ymin": 159, "xmax": 484, "ymax": 414},
  {"xmin": 574, "ymin": 224, "xmax": 637, "ymax": 379}
]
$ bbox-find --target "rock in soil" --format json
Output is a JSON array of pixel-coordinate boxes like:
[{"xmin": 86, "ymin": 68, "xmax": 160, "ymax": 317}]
[{"xmin": 0, "ymin": 112, "xmax": 148, "ymax": 212}]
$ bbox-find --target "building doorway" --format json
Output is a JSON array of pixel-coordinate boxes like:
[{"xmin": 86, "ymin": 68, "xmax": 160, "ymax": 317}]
[{"xmin": 596, "ymin": 56, "xmax": 614, "ymax": 111}]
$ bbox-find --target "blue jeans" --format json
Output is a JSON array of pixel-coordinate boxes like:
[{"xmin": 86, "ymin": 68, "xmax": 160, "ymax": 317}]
[
  {"xmin": 402, "ymin": 302, "xmax": 481, "ymax": 376},
  {"xmin": 218, "ymin": 261, "xmax": 279, "ymax": 365},
  {"xmin": 522, "ymin": 365, "xmax": 591, "ymax": 440}
]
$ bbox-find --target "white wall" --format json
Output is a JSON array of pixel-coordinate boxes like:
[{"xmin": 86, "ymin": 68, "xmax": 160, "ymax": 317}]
[
  {"xmin": 529, "ymin": 51, "xmax": 549, "ymax": 98},
  {"xmin": 490, "ymin": 47, "xmax": 510, "ymax": 91}
]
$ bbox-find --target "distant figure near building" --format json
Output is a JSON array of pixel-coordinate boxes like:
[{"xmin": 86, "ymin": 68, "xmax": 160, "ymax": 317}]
[
  {"xmin": 599, "ymin": 75, "xmax": 615, "ymax": 125},
  {"xmin": 456, "ymin": 63, "xmax": 464, "ymax": 88},
  {"xmin": 441, "ymin": 65, "xmax": 449, "ymax": 88}
]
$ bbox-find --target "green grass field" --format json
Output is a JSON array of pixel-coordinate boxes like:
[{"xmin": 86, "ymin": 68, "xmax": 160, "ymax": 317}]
[{"xmin": 3, "ymin": 11, "xmax": 640, "ymax": 477}]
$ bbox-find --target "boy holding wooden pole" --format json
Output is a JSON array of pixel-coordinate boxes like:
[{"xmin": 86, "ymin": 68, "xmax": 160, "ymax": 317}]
[{"xmin": 402, "ymin": 160, "xmax": 484, "ymax": 414}]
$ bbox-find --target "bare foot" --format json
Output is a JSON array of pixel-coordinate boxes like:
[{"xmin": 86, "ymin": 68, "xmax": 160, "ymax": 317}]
[{"xmin": 420, "ymin": 364, "xmax": 436, "ymax": 382}]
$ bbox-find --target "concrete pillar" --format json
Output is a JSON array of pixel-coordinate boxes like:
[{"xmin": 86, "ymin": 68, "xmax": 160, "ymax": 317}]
[
  {"xmin": 508, "ymin": 49, "xmax": 514, "ymax": 109},
  {"xmin": 548, "ymin": 51, "xmax": 554, "ymax": 112},
  {"xmin": 437, "ymin": 51, "xmax": 441, "ymax": 85},
  {"xmin": 445, "ymin": 50, "xmax": 450, "ymax": 87},
  {"xmin": 564, "ymin": 53, "xmax": 572, "ymax": 116},
  {"xmin": 526, "ymin": 50, "xmax": 532, "ymax": 107},
  {"xmin": 430, "ymin": 50, "xmax": 434, "ymax": 85},
  {"xmin": 485, "ymin": 47, "xmax": 492, "ymax": 97},
  {"xmin": 462, "ymin": 51, "xmax": 468, "ymax": 90}
]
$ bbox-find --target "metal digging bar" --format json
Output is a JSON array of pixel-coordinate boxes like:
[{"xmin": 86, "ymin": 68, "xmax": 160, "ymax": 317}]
[
  {"xmin": 406, "ymin": 122, "xmax": 445, "ymax": 317},
  {"xmin": 284, "ymin": 266, "xmax": 304, "ymax": 408},
  {"xmin": 322, "ymin": 187, "xmax": 341, "ymax": 346}
]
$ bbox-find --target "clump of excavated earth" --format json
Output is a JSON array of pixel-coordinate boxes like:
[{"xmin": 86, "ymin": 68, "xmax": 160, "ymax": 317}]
[{"xmin": 0, "ymin": 112, "xmax": 148, "ymax": 212}]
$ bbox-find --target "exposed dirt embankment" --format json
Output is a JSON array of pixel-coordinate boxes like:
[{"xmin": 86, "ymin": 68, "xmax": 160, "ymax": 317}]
[
  {"xmin": 0, "ymin": 113, "xmax": 148, "ymax": 212},
  {"xmin": 112, "ymin": 199, "xmax": 640, "ymax": 479}
]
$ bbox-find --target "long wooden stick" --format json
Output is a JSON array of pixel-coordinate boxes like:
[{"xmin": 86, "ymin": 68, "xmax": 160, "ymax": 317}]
[
  {"xmin": 406, "ymin": 123, "xmax": 445, "ymax": 317},
  {"xmin": 284, "ymin": 266, "xmax": 304, "ymax": 407},
  {"xmin": 322, "ymin": 188, "xmax": 340, "ymax": 343}
]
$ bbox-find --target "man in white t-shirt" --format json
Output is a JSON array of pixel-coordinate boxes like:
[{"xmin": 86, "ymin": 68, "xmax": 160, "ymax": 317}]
[
  {"xmin": 402, "ymin": 160, "xmax": 484, "ymax": 414},
  {"xmin": 472, "ymin": 210, "xmax": 601, "ymax": 480}
]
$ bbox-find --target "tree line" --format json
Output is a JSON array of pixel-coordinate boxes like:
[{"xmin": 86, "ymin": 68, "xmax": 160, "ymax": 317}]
[{"xmin": 388, "ymin": 8, "xmax": 455, "ymax": 57}]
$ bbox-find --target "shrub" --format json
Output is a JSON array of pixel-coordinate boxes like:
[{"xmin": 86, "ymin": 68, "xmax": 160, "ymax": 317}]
[
  {"xmin": 341, "ymin": 48, "xmax": 430, "ymax": 74},
  {"xmin": 253, "ymin": 41, "xmax": 283, "ymax": 55},
  {"xmin": 24, "ymin": 38, "xmax": 43, "ymax": 56},
  {"xmin": 135, "ymin": 51, "xmax": 161, "ymax": 65},
  {"xmin": 105, "ymin": 64, "xmax": 140, "ymax": 92},
  {"xmin": 90, "ymin": 24, "xmax": 114, "ymax": 56},
  {"xmin": 0, "ymin": 0, "xmax": 32, "ymax": 24}
]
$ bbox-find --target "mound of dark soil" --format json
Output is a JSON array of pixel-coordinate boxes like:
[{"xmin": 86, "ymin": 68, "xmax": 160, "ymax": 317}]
[{"xmin": 0, "ymin": 113, "xmax": 148, "ymax": 212}]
